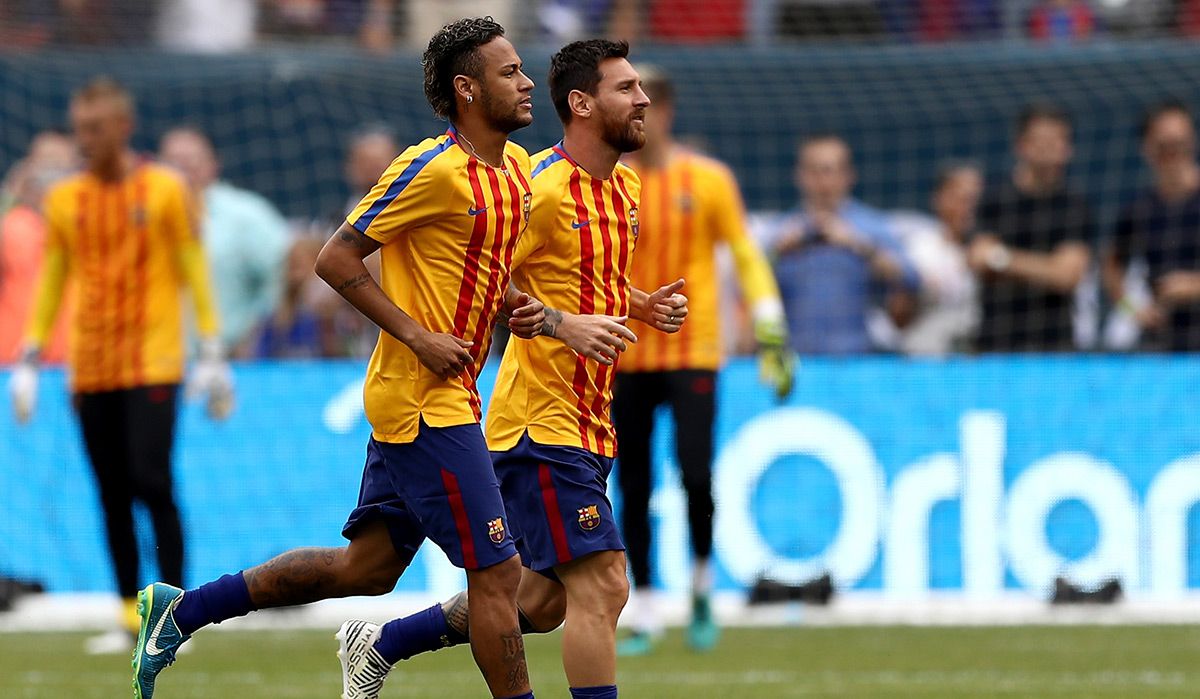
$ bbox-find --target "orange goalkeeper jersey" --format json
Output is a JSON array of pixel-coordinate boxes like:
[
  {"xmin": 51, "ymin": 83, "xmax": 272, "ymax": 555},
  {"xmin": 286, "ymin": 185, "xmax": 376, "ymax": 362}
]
[
  {"xmin": 348, "ymin": 128, "xmax": 532, "ymax": 444},
  {"xmin": 486, "ymin": 144, "xmax": 641, "ymax": 458},
  {"xmin": 620, "ymin": 148, "xmax": 780, "ymax": 372},
  {"xmin": 41, "ymin": 163, "xmax": 210, "ymax": 393}
]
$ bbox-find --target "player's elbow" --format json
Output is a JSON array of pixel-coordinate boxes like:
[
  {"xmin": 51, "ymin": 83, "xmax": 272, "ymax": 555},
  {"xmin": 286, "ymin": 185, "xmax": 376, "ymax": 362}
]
[{"xmin": 313, "ymin": 241, "xmax": 341, "ymax": 287}]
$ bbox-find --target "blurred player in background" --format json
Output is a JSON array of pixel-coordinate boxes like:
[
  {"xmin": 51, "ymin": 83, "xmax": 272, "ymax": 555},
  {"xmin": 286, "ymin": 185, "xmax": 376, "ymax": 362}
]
[
  {"xmin": 131, "ymin": 17, "xmax": 560, "ymax": 699},
  {"xmin": 6, "ymin": 78, "xmax": 233, "ymax": 655},
  {"xmin": 158, "ymin": 126, "xmax": 290, "ymax": 357},
  {"xmin": 614, "ymin": 65, "xmax": 793, "ymax": 655},
  {"xmin": 341, "ymin": 39, "xmax": 689, "ymax": 699}
]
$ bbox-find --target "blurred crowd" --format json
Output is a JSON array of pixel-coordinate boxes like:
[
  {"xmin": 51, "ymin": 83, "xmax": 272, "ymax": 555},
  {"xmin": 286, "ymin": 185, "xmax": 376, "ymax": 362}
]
[
  {"xmin": 2, "ymin": 99, "xmax": 1199, "ymax": 363},
  {"xmin": 3, "ymin": 0, "xmax": 1200, "ymax": 52}
]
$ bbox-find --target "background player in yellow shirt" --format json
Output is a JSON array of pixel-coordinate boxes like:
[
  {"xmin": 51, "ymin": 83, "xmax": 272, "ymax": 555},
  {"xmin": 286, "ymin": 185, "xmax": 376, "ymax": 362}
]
[
  {"xmin": 132, "ymin": 18, "xmax": 566, "ymax": 699},
  {"xmin": 615, "ymin": 66, "xmax": 794, "ymax": 655},
  {"xmin": 6, "ymin": 78, "xmax": 233, "ymax": 655},
  {"xmin": 353, "ymin": 40, "xmax": 690, "ymax": 699}
]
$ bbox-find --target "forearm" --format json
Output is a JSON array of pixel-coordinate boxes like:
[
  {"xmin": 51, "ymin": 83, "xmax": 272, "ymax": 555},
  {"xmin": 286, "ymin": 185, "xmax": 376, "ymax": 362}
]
[
  {"xmin": 177, "ymin": 241, "xmax": 221, "ymax": 340},
  {"xmin": 315, "ymin": 246, "xmax": 425, "ymax": 346},
  {"xmin": 23, "ymin": 248, "xmax": 68, "ymax": 352},
  {"xmin": 1005, "ymin": 249, "xmax": 1086, "ymax": 294},
  {"xmin": 628, "ymin": 287, "xmax": 652, "ymax": 324},
  {"xmin": 729, "ymin": 237, "xmax": 784, "ymax": 311}
]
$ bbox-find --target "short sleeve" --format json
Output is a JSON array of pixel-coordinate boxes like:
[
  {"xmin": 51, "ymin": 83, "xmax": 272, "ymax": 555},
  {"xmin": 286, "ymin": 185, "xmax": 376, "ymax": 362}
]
[{"xmin": 346, "ymin": 141, "xmax": 448, "ymax": 245}]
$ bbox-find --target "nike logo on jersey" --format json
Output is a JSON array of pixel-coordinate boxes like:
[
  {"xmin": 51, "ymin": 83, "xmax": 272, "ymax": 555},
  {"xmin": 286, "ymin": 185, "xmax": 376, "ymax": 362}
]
[
  {"xmin": 571, "ymin": 219, "xmax": 591, "ymax": 229},
  {"xmin": 468, "ymin": 206, "xmax": 488, "ymax": 216},
  {"xmin": 143, "ymin": 606, "xmax": 175, "ymax": 656}
]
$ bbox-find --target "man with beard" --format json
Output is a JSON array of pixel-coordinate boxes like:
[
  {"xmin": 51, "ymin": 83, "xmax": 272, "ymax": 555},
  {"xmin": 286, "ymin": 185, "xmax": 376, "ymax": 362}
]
[
  {"xmin": 336, "ymin": 40, "xmax": 689, "ymax": 699},
  {"xmin": 133, "ymin": 17, "xmax": 574, "ymax": 699}
]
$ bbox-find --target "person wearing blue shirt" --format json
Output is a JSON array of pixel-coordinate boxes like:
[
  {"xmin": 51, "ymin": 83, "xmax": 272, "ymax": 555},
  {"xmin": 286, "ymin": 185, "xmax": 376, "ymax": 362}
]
[
  {"xmin": 159, "ymin": 127, "xmax": 290, "ymax": 355},
  {"xmin": 768, "ymin": 135, "xmax": 919, "ymax": 355}
]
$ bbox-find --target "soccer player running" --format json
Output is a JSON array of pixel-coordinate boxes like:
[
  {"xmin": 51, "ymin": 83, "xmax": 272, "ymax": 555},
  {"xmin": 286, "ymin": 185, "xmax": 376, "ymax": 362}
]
[
  {"xmin": 337, "ymin": 40, "xmax": 689, "ymax": 699},
  {"xmin": 130, "ymin": 17, "xmax": 592, "ymax": 699},
  {"xmin": 7, "ymin": 78, "xmax": 232, "ymax": 656},
  {"xmin": 614, "ymin": 66, "xmax": 794, "ymax": 655}
]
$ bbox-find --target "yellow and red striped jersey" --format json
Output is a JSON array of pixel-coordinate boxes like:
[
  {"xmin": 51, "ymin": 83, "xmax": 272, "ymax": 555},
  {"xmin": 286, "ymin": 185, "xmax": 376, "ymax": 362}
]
[
  {"xmin": 348, "ymin": 128, "xmax": 532, "ymax": 444},
  {"xmin": 40, "ymin": 163, "xmax": 212, "ymax": 392},
  {"xmin": 620, "ymin": 148, "xmax": 780, "ymax": 372},
  {"xmin": 486, "ymin": 144, "xmax": 641, "ymax": 458}
]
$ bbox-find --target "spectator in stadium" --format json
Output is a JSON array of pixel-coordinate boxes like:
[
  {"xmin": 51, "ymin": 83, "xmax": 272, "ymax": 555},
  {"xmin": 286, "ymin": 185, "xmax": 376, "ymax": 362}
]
[
  {"xmin": 159, "ymin": 126, "xmax": 290, "ymax": 357},
  {"xmin": 768, "ymin": 134, "xmax": 920, "ymax": 354},
  {"xmin": 1026, "ymin": 0, "xmax": 1097, "ymax": 41},
  {"xmin": 156, "ymin": 0, "xmax": 258, "ymax": 53},
  {"xmin": 251, "ymin": 237, "xmax": 333, "ymax": 358},
  {"xmin": 0, "ymin": 130, "xmax": 78, "ymax": 364},
  {"xmin": 891, "ymin": 162, "xmax": 982, "ymax": 356},
  {"xmin": 341, "ymin": 123, "xmax": 400, "ymax": 218},
  {"xmin": 614, "ymin": 65, "xmax": 792, "ymax": 656},
  {"xmin": 6, "ymin": 78, "xmax": 232, "ymax": 654},
  {"xmin": 968, "ymin": 104, "xmax": 1093, "ymax": 352},
  {"xmin": 1102, "ymin": 101, "xmax": 1200, "ymax": 351}
]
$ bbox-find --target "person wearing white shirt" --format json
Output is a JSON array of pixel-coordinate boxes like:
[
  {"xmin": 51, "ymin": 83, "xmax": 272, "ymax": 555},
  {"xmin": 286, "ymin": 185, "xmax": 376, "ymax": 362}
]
[{"xmin": 891, "ymin": 163, "xmax": 983, "ymax": 356}]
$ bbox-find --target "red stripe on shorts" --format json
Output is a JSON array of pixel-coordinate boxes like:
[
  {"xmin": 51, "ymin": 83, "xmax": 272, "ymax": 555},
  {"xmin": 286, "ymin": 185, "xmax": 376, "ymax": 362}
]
[
  {"xmin": 539, "ymin": 463, "xmax": 571, "ymax": 565},
  {"xmin": 441, "ymin": 468, "xmax": 478, "ymax": 569}
]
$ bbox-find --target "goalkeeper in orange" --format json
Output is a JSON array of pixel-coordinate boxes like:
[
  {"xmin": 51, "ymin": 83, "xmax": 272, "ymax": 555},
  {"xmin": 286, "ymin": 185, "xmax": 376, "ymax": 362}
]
[
  {"xmin": 614, "ymin": 65, "xmax": 793, "ymax": 655},
  {"xmin": 6, "ymin": 78, "xmax": 232, "ymax": 655}
]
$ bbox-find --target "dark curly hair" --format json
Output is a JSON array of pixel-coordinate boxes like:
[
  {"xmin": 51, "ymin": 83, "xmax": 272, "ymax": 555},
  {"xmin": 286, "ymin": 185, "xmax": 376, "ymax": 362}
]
[
  {"xmin": 422, "ymin": 17, "xmax": 506, "ymax": 121},
  {"xmin": 549, "ymin": 39, "xmax": 630, "ymax": 125}
]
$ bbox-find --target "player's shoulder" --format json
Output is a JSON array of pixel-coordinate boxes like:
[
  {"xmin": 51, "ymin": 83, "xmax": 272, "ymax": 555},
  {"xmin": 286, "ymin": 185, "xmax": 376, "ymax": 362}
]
[
  {"xmin": 44, "ymin": 172, "xmax": 87, "ymax": 202},
  {"xmin": 502, "ymin": 140, "xmax": 532, "ymax": 169},
  {"xmin": 138, "ymin": 162, "xmax": 193, "ymax": 200},
  {"xmin": 681, "ymin": 149, "xmax": 737, "ymax": 185},
  {"xmin": 613, "ymin": 161, "xmax": 641, "ymax": 195},
  {"xmin": 530, "ymin": 146, "xmax": 572, "ymax": 183},
  {"xmin": 385, "ymin": 133, "xmax": 461, "ymax": 181}
]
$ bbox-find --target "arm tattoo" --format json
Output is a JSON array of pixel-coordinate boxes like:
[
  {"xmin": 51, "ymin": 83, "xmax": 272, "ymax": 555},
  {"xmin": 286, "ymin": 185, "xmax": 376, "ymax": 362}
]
[
  {"xmin": 335, "ymin": 272, "xmax": 372, "ymax": 293},
  {"xmin": 243, "ymin": 547, "xmax": 340, "ymax": 608},
  {"xmin": 540, "ymin": 307, "xmax": 563, "ymax": 338},
  {"xmin": 337, "ymin": 227, "xmax": 377, "ymax": 252}
]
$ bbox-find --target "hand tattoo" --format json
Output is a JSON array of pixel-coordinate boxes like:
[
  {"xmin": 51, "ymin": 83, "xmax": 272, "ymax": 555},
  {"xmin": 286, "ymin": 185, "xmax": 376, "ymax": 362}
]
[{"xmin": 541, "ymin": 307, "xmax": 563, "ymax": 338}]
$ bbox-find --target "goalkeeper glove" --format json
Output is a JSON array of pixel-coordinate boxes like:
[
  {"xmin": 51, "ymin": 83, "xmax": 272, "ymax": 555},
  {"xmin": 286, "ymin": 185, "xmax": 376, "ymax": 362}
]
[
  {"xmin": 186, "ymin": 338, "xmax": 234, "ymax": 420},
  {"xmin": 754, "ymin": 313, "xmax": 795, "ymax": 401},
  {"xmin": 8, "ymin": 346, "xmax": 39, "ymax": 424}
]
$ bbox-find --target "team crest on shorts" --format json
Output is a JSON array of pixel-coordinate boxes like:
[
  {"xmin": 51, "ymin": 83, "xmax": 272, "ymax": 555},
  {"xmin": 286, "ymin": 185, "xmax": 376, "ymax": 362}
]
[
  {"xmin": 577, "ymin": 505, "xmax": 601, "ymax": 531},
  {"xmin": 487, "ymin": 517, "xmax": 506, "ymax": 544}
]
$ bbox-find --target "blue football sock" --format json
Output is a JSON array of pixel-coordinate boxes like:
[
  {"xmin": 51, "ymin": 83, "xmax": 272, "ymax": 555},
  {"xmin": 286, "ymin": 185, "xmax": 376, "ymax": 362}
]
[
  {"xmin": 373, "ymin": 604, "xmax": 462, "ymax": 664},
  {"xmin": 501, "ymin": 694, "xmax": 534, "ymax": 699},
  {"xmin": 570, "ymin": 686, "xmax": 617, "ymax": 698},
  {"xmin": 172, "ymin": 572, "xmax": 255, "ymax": 636}
]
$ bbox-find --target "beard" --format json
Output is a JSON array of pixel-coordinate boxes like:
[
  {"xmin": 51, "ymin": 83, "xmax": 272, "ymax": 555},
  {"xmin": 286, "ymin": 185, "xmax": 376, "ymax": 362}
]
[
  {"xmin": 481, "ymin": 89, "xmax": 532, "ymax": 135},
  {"xmin": 600, "ymin": 109, "xmax": 646, "ymax": 154}
]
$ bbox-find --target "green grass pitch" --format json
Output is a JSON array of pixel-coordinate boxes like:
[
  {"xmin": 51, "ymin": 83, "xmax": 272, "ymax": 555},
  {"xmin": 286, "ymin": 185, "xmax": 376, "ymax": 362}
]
[{"xmin": 3, "ymin": 626, "xmax": 1200, "ymax": 697}]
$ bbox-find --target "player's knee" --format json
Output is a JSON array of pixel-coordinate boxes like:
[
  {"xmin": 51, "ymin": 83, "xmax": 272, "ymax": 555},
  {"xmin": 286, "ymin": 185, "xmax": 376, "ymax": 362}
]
[
  {"xmin": 337, "ymin": 548, "xmax": 404, "ymax": 596},
  {"xmin": 567, "ymin": 553, "xmax": 629, "ymax": 623},
  {"xmin": 520, "ymin": 591, "xmax": 567, "ymax": 632},
  {"xmin": 468, "ymin": 555, "xmax": 523, "ymax": 602}
]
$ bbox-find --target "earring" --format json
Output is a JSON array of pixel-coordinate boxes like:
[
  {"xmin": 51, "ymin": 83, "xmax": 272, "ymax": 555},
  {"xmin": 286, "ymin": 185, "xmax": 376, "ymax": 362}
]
[{"xmin": 466, "ymin": 95, "xmax": 473, "ymax": 104}]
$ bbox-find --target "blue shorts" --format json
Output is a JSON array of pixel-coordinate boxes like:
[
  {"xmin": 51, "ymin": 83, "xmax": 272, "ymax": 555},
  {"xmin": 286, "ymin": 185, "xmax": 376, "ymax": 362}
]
[
  {"xmin": 492, "ymin": 432, "xmax": 625, "ymax": 575},
  {"xmin": 343, "ymin": 421, "xmax": 517, "ymax": 571}
]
